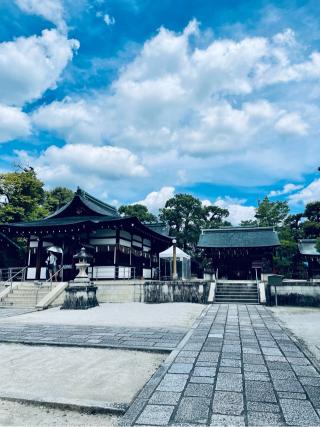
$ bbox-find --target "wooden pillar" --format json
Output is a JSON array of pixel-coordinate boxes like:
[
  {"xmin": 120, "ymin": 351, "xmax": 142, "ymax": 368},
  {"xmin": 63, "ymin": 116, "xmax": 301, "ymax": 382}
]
[
  {"xmin": 35, "ymin": 238, "xmax": 43, "ymax": 280},
  {"xmin": 114, "ymin": 228, "xmax": 119, "ymax": 279}
]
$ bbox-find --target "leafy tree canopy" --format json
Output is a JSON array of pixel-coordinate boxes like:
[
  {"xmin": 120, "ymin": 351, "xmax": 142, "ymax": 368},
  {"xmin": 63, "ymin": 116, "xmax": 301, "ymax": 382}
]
[
  {"xmin": 43, "ymin": 187, "xmax": 74, "ymax": 215},
  {"xmin": 159, "ymin": 193, "xmax": 230, "ymax": 252},
  {"xmin": 240, "ymin": 219, "xmax": 258, "ymax": 227},
  {"xmin": 118, "ymin": 204, "xmax": 158, "ymax": 223},
  {"xmin": 0, "ymin": 167, "xmax": 74, "ymax": 223},
  {"xmin": 0, "ymin": 167, "xmax": 46, "ymax": 223},
  {"xmin": 255, "ymin": 196, "xmax": 289, "ymax": 227},
  {"xmin": 302, "ymin": 201, "xmax": 320, "ymax": 238},
  {"xmin": 304, "ymin": 201, "xmax": 320, "ymax": 222},
  {"xmin": 316, "ymin": 237, "xmax": 320, "ymax": 254}
]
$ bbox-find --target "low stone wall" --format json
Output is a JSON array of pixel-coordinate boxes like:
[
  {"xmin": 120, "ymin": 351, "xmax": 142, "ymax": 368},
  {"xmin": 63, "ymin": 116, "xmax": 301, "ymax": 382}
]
[
  {"xmin": 143, "ymin": 281, "xmax": 209, "ymax": 304},
  {"xmin": 270, "ymin": 283, "xmax": 320, "ymax": 307},
  {"xmin": 46, "ymin": 281, "xmax": 144, "ymax": 306}
]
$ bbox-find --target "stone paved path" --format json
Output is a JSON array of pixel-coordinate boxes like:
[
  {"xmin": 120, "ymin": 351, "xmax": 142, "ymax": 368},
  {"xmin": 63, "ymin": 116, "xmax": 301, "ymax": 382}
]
[
  {"xmin": 0, "ymin": 323, "xmax": 185, "ymax": 351},
  {"xmin": 122, "ymin": 304, "xmax": 320, "ymax": 426}
]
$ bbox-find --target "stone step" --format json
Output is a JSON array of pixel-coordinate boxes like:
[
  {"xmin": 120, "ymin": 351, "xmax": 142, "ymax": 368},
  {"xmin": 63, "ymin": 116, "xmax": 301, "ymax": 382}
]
[
  {"xmin": 215, "ymin": 299, "xmax": 259, "ymax": 303},
  {"xmin": 215, "ymin": 297, "xmax": 259, "ymax": 303},
  {"xmin": 216, "ymin": 292, "xmax": 258, "ymax": 296}
]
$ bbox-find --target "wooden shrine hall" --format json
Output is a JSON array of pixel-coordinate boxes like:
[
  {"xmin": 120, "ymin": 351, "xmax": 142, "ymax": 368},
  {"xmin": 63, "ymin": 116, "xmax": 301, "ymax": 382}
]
[
  {"xmin": 0, "ymin": 188, "xmax": 171, "ymax": 281},
  {"xmin": 198, "ymin": 226, "xmax": 280, "ymax": 280}
]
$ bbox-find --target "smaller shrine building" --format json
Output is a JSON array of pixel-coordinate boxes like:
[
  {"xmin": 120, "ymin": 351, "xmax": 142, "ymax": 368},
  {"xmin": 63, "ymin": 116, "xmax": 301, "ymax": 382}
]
[
  {"xmin": 298, "ymin": 239, "xmax": 320, "ymax": 279},
  {"xmin": 0, "ymin": 188, "xmax": 171, "ymax": 281},
  {"xmin": 198, "ymin": 226, "xmax": 280, "ymax": 280}
]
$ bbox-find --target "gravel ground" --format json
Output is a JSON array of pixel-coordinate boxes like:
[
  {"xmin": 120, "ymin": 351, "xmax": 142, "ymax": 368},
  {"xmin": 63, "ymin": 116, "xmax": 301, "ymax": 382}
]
[
  {"xmin": 0, "ymin": 303, "xmax": 205, "ymax": 329},
  {"xmin": 269, "ymin": 306, "xmax": 320, "ymax": 361},
  {"xmin": 0, "ymin": 399, "xmax": 118, "ymax": 426},
  {"xmin": 0, "ymin": 344, "xmax": 164, "ymax": 406}
]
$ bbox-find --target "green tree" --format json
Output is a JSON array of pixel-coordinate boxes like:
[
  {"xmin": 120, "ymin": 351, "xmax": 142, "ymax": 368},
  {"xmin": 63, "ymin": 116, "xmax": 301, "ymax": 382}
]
[
  {"xmin": 159, "ymin": 194, "xmax": 230, "ymax": 252},
  {"xmin": 273, "ymin": 226, "xmax": 301, "ymax": 278},
  {"xmin": 302, "ymin": 201, "xmax": 320, "ymax": 238},
  {"xmin": 44, "ymin": 187, "xmax": 74, "ymax": 215},
  {"xmin": 316, "ymin": 237, "xmax": 320, "ymax": 254},
  {"xmin": 204, "ymin": 205, "xmax": 231, "ymax": 228},
  {"xmin": 118, "ymin": 204, "xmax": 158, "ymax": 223},
  {"xmin": 304, "ymin": 201, "xmax": 320, "ymax": 222},
  {"xmin": 0, "ymin": 167, "xmax": 46, "ymax": 223},
  {"xmin": 255, "ymin": 197, "xmax": 289, "ymax": 227},
  {"xmin": 240, "ymin": 219, "xmax": 258, "ymax": 227}
]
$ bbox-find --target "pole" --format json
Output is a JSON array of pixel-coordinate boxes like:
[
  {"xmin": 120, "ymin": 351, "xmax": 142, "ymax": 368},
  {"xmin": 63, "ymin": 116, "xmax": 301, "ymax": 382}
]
[{"xmin": 172, "ymin": 239, "xmax": 178, "ymax": 280}]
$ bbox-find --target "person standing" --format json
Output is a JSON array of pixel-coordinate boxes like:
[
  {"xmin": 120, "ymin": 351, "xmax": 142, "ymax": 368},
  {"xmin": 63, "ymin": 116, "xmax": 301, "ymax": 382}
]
[{"xmin": 46, "ymin": 251, "xmax": 58, "ymax": 281}]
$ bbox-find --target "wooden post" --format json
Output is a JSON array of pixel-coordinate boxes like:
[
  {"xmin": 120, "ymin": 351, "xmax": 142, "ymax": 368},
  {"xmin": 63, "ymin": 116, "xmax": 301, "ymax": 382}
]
[
  {"xmin": 35, "ymin": 238, "xmax": 43, "ymax": 280},
  {"xmin": 172, "ymin": 239, "xmax": 178, "ymax": 280},
  {"xmin": 114, "ymin": 228, "xmax": 119, "ymax": 279}
]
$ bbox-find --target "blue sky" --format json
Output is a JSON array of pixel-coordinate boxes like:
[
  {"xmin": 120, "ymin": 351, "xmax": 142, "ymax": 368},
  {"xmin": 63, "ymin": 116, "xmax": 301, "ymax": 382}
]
[{"xmin": 0, "ymin": 0, "xmax": 319, "ymax": 224}]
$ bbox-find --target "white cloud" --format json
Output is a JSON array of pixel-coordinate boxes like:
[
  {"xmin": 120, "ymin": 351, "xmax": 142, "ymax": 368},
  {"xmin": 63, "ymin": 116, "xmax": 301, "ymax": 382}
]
[
  {"xmin": 15, "ymin": 0, "xmax": 66, "ymax": 32},
  {"xmin": 137, "ymin": 186, "xmax": 175, "ymax": 212},
  {"xmin": 268, "ymin": 183, "xmax": 303, "ymax": 197},
  {"xmin": 22, "ymin": 22, "xmax": 320, "ymax": 194},
  {"xmin": 32, "ymin": 99, "xmax": 103, "ymax": 145},
  {"xmin": 15, "ymin": 144, "xmax": 147, "ymax": 190},
  {"xmin": 0, "ymin": 29, "xmax": 79, "ymax": 106},
  {"xmin": 103, "ymin": 14, "xmax": 115, "ymax": 26},
  {"xmin": 214, "ymin": 197, "xmax": 256, "ymax": 226},
  {"xmin": 275, "ymin": 112, "xmax": 308, "ymax": 136},
  {"xmin": 0, "ymin": 104, "xmax": 31, "ymax": 142},
  {"xmin": 273, "ymin": 28, "xmax": 296, "ymax": 46},
  {"xmin": 137, "ymin": 188, "xmax": 256, "ymax": 225},
  {"xmin": 288, "ymin": 179, "xmax": 320, "ymax": 206}
]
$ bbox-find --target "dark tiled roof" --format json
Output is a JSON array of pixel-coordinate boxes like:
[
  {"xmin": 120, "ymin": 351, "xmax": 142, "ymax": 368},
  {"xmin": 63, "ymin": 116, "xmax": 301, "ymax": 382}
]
[
  {"xmin": 0, "ymin": 232, "xmax": 21, "ymax": 250},
  {"xmin": 298, "ymin": 239, "xmax": 320, "ymax": 256},
  {"xmin": 1, "ymin": 216, "xmax": 171, "ymax": 243},
  {"xmin": 198, "ymin": 227, "xmax": 280, "ymax": 248},
  {"xmin": 3, "ymin": 216, "xmax": 120, "ymax": 228},
  {"xmin": 145, "ymin": 222, "xmax": 170, "ymax": 237},
  {"xmin": 46, "ymin": 187, "xmax": 119, "ymax": 219}
]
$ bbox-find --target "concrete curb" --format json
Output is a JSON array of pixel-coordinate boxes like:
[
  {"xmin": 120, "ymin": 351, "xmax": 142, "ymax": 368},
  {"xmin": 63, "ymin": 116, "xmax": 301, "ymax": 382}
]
[
  {"xmin": 0, "ymin": 338, "xmax": 173, "ymax": 353},
  {"xmin": 0, "ymin": 392, "xmax": 128, "ymax": 415}
]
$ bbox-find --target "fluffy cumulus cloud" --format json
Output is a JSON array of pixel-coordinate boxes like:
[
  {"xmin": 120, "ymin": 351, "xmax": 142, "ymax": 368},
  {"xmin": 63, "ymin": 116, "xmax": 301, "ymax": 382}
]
[
  {"xmin": 137, "ymin": 186, "xmax": 175, "ymax": 212},
  {"xmin": 28, "ymin": 21, "xmax": 320, "ymax": 194},
  {"xmin": 275, "ymin": 112, "xmax": 308, "ymax": 136},
  {"xmin": 137, "ymin": 187, "xmax": 255, "ymax": 225},
  {"xmin": 288, "ymin": 179, "xmax": 320, "ymax": 206},
  {"xmin": 15, "ymin": 0, "xmax": 66, "ymax": 32},
  {"xmin": 32, "ymin": 99, "xmax": 103, "ymax": 145},
  {"xmin": 1, "ymin": 18, "xmax": 319, "ymax": 203},
  {"xmin": 0, "ymin": 104, "xmax": 31, "ymax": 142},
  {"xmin": 214, "ymin": 197, "xmax": 256, "ymax": 225},
  {"xmin": 268, "ymin": 183, "xmax": 303, "ymax": 197},
  {"xmin": 15, "ymin": 144, "xmax": 147, "ymax": 190},
  {"xmin": 0, "ymin": 29, "xmax": 79, "ymax": 106}
]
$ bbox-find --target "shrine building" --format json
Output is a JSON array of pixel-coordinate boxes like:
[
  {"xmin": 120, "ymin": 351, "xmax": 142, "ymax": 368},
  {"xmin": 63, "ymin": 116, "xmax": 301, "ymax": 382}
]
[
  {"xmin": 298, "ymin": 239, "xmax": 320, "ymax": 279},
  {"xmin": 198, "ymin": 226, "xmax": 280, "ymax": 280},
  {"xmin": 0, "ymin": 188, "xmax": 171, "ymax": 281}
]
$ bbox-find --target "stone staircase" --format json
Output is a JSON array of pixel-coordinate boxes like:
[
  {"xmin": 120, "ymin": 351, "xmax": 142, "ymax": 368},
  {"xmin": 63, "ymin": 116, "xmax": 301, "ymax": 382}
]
[
  {"xmin": 215, "ymin": 281, "xmax": 259, "ymax": 304},
  {"xmin": 0, "ymin": 283, "xmax": 53, "ymax": 308}
]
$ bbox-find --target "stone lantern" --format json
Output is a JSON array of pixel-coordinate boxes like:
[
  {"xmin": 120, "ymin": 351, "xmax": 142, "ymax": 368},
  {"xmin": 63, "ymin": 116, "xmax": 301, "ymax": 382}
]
[{"xmin": 61, "ymin": 247, "xmax": 99, "ymax": 310}]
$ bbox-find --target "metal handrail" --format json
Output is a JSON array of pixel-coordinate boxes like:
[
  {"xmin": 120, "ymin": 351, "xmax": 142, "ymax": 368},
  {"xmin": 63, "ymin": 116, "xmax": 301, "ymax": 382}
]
[
  {"xmin": 44, "ymin": 265, "xmax": 64, "ymax": 290},
  {"xmin": 0, "ymin": 266, "xmax": 27, "ymax": 291}
]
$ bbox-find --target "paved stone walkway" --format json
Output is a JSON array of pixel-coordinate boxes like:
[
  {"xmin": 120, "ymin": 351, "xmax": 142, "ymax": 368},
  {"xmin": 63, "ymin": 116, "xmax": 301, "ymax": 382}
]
[
  {"xmin": 0, "ymin": 323, "xmax": 185, "ymax": 351},
  {"xmin": 122, "ymin": 304, "xmax": 320, "ymax": 426}
]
